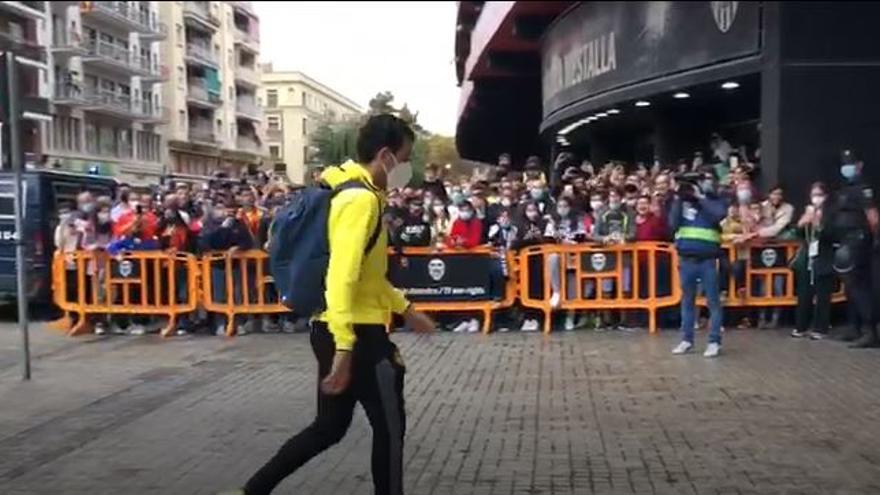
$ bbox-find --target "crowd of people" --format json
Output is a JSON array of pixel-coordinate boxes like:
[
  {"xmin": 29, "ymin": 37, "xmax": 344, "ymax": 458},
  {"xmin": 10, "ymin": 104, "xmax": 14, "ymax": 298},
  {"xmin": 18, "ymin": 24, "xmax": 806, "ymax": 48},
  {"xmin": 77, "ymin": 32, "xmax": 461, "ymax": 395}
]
[{"xmin": 55, "ymin": 130, "xmax": 836, "ymax": 337}]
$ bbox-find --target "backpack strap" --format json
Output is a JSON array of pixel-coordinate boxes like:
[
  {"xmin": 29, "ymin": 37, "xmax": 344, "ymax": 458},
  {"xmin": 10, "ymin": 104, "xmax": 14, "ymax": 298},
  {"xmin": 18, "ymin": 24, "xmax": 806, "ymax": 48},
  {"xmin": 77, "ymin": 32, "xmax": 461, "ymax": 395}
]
[{"xmin": 332, "ymin": 180, "xmax": 383, "ymax": 255}]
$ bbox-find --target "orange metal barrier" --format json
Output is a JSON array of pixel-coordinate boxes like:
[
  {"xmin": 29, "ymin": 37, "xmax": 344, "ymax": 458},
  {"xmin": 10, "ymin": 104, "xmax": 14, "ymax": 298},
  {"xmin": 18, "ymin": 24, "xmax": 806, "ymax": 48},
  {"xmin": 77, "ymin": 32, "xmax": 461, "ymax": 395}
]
[
  {"xmin": 702, "ymin": 241, "xmax": 846, "ymax": 307},
  {"xmin": 200, "ymin": 249, "xmax": 287, "ymax": 336},
  {"xmin": 51, "ymin": 250, "xmax": 199, "ymax": 336},
  {"xmin": 518, "ymin": 242, "xmax": 682, "ymax": 333},
  {"xmin": 388, "ymin": 247, "xmax": 518, "ymax": 334}
]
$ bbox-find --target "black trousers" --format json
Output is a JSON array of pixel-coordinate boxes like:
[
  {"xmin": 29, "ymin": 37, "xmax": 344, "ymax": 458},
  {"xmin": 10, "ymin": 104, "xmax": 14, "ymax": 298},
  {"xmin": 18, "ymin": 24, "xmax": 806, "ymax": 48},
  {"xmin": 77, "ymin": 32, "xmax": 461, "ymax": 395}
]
[
  {"xmin": 795, "ymin": 270, "xmax": 833, "ymax": 333},
  {"xmin": 244, "ymin": 322, "xmax": 406, "ymax": 495},
  {"xmin": 842, "ymin": 263, "xmax": 875, "ymax": 338}
]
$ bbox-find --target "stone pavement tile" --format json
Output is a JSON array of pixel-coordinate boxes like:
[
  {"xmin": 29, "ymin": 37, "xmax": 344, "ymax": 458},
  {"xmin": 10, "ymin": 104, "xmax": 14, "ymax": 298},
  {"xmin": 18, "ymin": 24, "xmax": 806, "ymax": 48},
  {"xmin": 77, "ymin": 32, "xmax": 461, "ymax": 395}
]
[{"xmin": 1, "ymin": 329, "xmax": 880, "ymax": 494}]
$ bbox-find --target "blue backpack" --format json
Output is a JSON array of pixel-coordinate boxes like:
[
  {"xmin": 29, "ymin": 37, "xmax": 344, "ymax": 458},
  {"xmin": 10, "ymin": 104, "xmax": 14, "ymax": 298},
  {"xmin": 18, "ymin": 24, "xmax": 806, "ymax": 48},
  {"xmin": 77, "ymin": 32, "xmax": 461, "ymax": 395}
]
[{"xmin": 269, "ymin": 180, "xmax": 381, "ymax": 317}]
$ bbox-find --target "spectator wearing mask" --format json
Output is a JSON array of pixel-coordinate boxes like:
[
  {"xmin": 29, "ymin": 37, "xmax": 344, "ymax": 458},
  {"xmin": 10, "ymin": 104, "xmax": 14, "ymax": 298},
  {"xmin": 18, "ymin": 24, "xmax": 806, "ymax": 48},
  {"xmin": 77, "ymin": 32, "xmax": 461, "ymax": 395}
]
[
  {"xmin": 545, "ymin": 196, "xmax": 588, "ymax": 331},
  {"xmin": 634, "ymin": 195, "xmax": 668, "ymax": 242},
  {"xmin": 585, "ymin": 190, "xmax": 606, "ymax": 237},
  {"xmin": 158, "ymin": 193, "xmax": 192, "ymax": 252},
  {"xmin": 447, "ymin": 200, "xmax": 483, "ymax": 249},
  {"xmin": 421, "ymin": 163, "xmax": 448, "ymax": 203},
  {"xmin": 758, "ymin": 185, "xmax": 795, "ymax": 240},
  {"xmin": 514, "ymin": 201, "xmax": 548, "ymax": 332},
  {"xmin": 395, "ymin": 199, "xmax": 432, "ymax": 248},
  {"xmin": 593, "ymin": 189, "xmax": 635, "ymax": 245},
  {"xmin": 111, "ymin": 185, "xmax": 131, "ymax": 222},
  {"xmin": 111, "ymin": 192, "xmax": 159, "ymax": 251},
  {"xmin": 791, "ymin": 182, "xmax": 835, "ymax": 340},
  {"xmin": 527, "ymin": 180, "xmax": 552, "ymax": 215},
  {"xmin": 427, "ymin": 199, "xmax": 452, "ymax": 248},
  {"xmin": 523, "ymin": 155, "xmax": 547, "ymax": 185},
  {"xmin": 200, "ymin": 199, "xmax": 255, "ymax": 336},
  {"xmin": 238, "ymin": 188, "xmax": 263, "ymax": 240}
]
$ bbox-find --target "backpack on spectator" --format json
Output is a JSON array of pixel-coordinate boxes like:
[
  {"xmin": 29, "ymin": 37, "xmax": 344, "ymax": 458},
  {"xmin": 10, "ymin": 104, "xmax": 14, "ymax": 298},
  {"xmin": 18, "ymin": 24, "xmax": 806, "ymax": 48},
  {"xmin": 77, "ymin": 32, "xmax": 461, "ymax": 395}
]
[{"xmin": 268, "ymin": 180, "xmax": 381, "ymax": 317}]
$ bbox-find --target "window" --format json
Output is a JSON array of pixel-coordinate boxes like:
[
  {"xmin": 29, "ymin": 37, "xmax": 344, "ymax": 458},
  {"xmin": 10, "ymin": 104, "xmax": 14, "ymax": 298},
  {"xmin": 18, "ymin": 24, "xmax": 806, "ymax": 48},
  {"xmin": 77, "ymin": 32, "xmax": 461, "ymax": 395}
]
[
  {"xmin": 301, "ymin": 91, "xmax": 306, "ymax": 106},
  {"xmin": 266, "ymin": 89, "xmax": 278, "ymax": 108},
  {"xmin": 216, "ymin": 119, "xmax": 223, "ymax": 134},
  {"xmin": 178, "ymin": 110, "xmax": 186, "ymax": 129},
  {"xmin": 269, "ymin": 145, "xmax": 280, "ymax": 159},
  {"xmin": 228, "ymin": 48, "xmax": 233, "ymax": 67},
  {"xmin": 229, "ymin": 86, "xmax": 234, "ymax": 100},
  {"xmin": 177, "ymin": 66, "xmax": 184, "ymax": 88},
  {"xmin": 229, "ymin": 123, "xmax": 236, "ymax": 139},
  {"xmin": 267, "ymin": 115, "xmax": 280, "ymax": 131},
  {"xmin": 175, "ymin": 23, "xmax": 183, "ymax": 46},
  {"xmin": 303, "ymin": 146, "xmax": 308, "ymax": 165},
  {"xmin": 302, "ymin": 117, "xmax": 308, "ymax": 136}
]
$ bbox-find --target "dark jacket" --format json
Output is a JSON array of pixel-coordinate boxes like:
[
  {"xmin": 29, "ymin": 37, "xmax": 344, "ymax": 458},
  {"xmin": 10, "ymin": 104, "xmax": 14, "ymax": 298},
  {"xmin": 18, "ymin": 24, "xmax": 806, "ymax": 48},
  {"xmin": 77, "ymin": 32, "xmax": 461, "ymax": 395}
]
[
  {"xmin": 422, "ymin": 178, "xmax": 448, "ymax": 203},
  {"xmin": 513, "ymin": 218, "xmax": 547, "ymax": 250},
  {"xmin": 199, "ymin": 216, "xmax": 254, "ymax": 252},
  {"xmin": 394, "ymin": 213, "xmax": 432, "ymax": 247}
]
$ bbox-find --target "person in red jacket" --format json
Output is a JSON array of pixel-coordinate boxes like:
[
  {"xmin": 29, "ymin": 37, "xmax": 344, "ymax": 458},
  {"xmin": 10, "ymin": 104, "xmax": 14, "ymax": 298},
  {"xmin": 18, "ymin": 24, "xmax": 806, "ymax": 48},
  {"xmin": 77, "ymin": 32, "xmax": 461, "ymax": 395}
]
[
  {"xmin": 447, "ymin": 200, "xmax": 483, "ymax": 248},
  {"xmin": 634, "ymin": 195, "xmax": 669, "ymax": 241}
]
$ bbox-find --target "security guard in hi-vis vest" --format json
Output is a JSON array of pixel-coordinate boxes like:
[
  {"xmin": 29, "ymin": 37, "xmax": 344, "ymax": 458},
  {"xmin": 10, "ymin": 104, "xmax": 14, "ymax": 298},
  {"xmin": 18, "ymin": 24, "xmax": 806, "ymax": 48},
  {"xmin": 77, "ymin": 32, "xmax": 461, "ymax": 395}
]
[{"xmin": 831, "ymin": 150, "xmax": 880, "ymax": 348}]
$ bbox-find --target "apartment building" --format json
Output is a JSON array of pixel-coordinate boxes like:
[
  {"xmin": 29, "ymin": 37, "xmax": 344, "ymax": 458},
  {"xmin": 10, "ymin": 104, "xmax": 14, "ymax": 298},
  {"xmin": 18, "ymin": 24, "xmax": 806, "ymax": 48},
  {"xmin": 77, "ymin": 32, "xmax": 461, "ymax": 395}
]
[
  {"xmin": 45, "ymin": 1, "xmax": 166, "ymax": 184},
  {"xmin": 159, "ymin": 1, "xmax": 263, "ymax": 179},
  {"xmin": 0, "ymin": 1, "xmax": 52, "ymax": 169},
  {"xmin": 259, "ymin": 66, "xmax": 361, "ymax": 183}
]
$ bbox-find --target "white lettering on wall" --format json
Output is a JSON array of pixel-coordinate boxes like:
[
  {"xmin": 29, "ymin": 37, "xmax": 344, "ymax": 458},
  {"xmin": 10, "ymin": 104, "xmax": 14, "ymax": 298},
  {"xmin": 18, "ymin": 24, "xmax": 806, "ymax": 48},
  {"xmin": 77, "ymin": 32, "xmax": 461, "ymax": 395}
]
[{"xmin": 544, "ymin": 31, "xmax": 617, "ymax": 102}]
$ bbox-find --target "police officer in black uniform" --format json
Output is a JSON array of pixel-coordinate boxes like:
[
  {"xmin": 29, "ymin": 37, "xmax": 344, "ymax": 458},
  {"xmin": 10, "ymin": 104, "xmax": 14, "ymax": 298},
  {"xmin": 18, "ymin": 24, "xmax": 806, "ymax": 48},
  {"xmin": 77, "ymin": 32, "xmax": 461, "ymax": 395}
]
[{"xmin": 831, "ymin": 150, "xmax": 880, "ymax": 348}]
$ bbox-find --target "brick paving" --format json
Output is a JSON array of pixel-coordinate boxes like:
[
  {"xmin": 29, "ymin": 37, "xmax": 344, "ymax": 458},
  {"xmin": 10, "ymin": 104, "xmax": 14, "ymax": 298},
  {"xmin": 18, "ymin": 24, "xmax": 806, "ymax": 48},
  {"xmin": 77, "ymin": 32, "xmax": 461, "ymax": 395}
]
[{"xmin": 0, "ymin": 325, "xmax": 879, "ymax": 494}]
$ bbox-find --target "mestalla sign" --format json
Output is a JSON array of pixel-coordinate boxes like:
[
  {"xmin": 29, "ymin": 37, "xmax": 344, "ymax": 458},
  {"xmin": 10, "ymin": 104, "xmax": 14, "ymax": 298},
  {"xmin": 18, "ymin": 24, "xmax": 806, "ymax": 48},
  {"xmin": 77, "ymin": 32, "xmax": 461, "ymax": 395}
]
[{"xmin": 542, "ymin": 1, "xmax": 761, "ymax": 118}]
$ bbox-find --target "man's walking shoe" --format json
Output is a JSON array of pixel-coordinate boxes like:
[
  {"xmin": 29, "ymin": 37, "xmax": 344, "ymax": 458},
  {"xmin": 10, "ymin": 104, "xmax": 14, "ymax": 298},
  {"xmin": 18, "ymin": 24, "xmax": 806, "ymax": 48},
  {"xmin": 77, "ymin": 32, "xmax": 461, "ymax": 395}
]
[
  {"xmin": 849, "ymin": 334, "xmax": 880, "ymax": 349},
  {"xmin": 520, "ymin": 319, "xmax": 539, "ymax": 332},
  {"xmin": 550, "ymin": 291, "xmax": 561, "ymax": 309},
  {"xmin": 564, "ymin": 312, "xmax": 576, "ymax": 331},
  {"xmin": 703, "ymin": 343, "xmax": 721, "ymax": 358},
  {"xmin": 452, "ymin": 321, "xmax": 469, "ymax": 333},
  {"xmin": 791, "ymin": 329, "xmax": 808, "ymax": 339},
  {"xmin": 128, "ymin": 324, "xmax": 146, "ymax": 336},
  {"xmin": 94, "ymin": 322, "xmax": 107, "ymax": 336},
  {"xmin": 672, "ymin": 341, "xmax": 693, "ymax": 355},
  {"xmin": 466, "ymin": 319, "xmax": 480, "ymax": 333},
  {"xmin": 808, "ymin": 331, "xmax": 826, "ymax": 341}
]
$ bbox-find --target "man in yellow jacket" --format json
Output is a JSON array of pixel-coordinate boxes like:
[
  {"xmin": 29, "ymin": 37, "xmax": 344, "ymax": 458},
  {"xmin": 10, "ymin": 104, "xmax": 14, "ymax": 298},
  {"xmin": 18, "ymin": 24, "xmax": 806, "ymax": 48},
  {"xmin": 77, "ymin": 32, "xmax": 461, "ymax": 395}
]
[{"xmin": 242, "ymin": 114, "xmax": 435, "ymax": 495}]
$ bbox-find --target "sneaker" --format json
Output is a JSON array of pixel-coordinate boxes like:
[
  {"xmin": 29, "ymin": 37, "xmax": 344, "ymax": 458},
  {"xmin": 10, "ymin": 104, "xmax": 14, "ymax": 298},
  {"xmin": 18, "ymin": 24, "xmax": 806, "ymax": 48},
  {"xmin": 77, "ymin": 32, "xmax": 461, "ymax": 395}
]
[
  {"xmin": 215, "ymin": 324, "xmax": 227, "ymax": 337},
  {"xmin": 520, "ymin": 319, "xmax": 539, "ymax": 332},
  {"xmin": 550, "ymin": 291, "xmax": 561, "ymax": 309},
  {"xmin": 672, "ymin": 341, "xmax": 693, "ymax": 355},
  {"xmin": 498, "ymin": 327, "xmax": 510, "ymax": 333},
  {"xmin": 175, "ymin": 328, "xmax": 188, "ymax": 337},
  {"xmin": 452, "ymin": 321, "xmax": 469, "ymax": 333},
  {"xmin": 94, "ymin": 322, "xmax": 107, "ymax": 336},
  {"xmin": 281, "ymin": 321, "xmax": 297, "ymax": 334},
  {"xmin": 808, "ymin": 331, "xmax": 825, "ymax": 341},
  {"xmin": 791, "ymin": 329, "xmax": 808, "ymax": 338},
  {"xmin": 703, "ymin": 343, "xmax": 721, "ymax": 358},
  {"xmin": 467, "ymin": 319, "xmax": 480, "ymax": 333},
  {"xmin": 128, "ymin": 324, "xmax": 146, "ymax": 336},
  {"xmin": 564, "ymin": 312, "xmax": 576, "ymax": 331},
  {"xmin": 111, "ymin": 324, "xmax": 127, "ymax": 335}
]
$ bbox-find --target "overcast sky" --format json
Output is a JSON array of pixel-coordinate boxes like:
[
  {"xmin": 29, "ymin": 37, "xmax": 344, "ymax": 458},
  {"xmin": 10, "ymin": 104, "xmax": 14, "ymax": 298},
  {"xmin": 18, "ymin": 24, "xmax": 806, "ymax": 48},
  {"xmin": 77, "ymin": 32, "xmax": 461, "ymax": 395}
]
[{"xmin": 254, "ymin": 1, "xmax": 460, "ymax": 136}]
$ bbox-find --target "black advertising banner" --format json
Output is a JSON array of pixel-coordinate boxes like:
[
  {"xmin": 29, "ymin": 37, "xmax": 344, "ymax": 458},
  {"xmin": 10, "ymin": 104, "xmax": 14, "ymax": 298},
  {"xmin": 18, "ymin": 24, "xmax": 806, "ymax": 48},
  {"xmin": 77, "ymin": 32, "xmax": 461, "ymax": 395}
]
[
  {"xmin": 388, "ymin": 253, "xmax": 493, "ymax": 302},
  {"xmin": 542, "ymin": 1, "xmax": 761, "ymax": 118}
]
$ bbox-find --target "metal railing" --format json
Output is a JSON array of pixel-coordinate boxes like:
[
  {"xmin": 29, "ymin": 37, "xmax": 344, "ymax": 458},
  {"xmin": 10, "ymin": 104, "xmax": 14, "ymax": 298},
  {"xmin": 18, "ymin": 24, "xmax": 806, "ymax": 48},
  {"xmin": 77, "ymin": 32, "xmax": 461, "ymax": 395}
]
[
  {"xmin": 236, "ymin": 136, "xmax": 261, "ymax": 152},
  {"xmin": 185, "ymin": 42, "xmax": 218, "ymax": 66},
  {"xmin": 52, "ymin": 28, "xmax": 83, "ymax": 49},
  {"xmin": 187, "ymin": 82, "xmax": 222, "ymax": 106},
  {"xmin": 54, "ymin": 82, "xmax": 88, "ymax": 103},
  {"xmin": 235, "ymin": 98, "xmax": 262, "ymax": 118},
  {"xmin": 83, "ymin": 88, "xmax": 133, "ymax": 114},
  {"xmin": 184, "ymin": 1, "xmax": 220, "ymax": 26},
  {"xmin": 235, "ymin": 64, "xmax": 259, "ymax": 84},
  {"xmin": 85, "ymin": 1, "xmax": 166, "ymax": 36},
  {"xmin": 85, "ymin": 37, "xmax": 131, "ymax": 66},
  {"xmin": 189, "ymin": 124, "xmax": 216, "ymax": 143},
  {"xmin": 234, "ymin": 27, "xmax": 259, "ymax": 47},
  {"xmin": 266, "ymin": 128, "xmax": 282, "ymax": 141}
]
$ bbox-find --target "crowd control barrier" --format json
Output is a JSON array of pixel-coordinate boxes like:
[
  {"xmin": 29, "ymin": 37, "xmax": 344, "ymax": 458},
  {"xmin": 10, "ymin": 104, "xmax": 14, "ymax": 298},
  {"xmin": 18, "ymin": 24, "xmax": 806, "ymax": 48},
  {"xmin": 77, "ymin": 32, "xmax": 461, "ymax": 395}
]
[
  {"xmin": 518, "ymin": 242, "xmax": 681, "ymax": 333},
  {"xmin": 52, "ymin": 250, "xmax": 199, "ymax": 336},
  {"xmin": 200, "ymin": 249, "xmax": 288, "ymax": 336},
  {"xmin": 700, "ymin": 241, "xmax": 846, "ymax": 307},
  {"xmin": 388, "ymin": 247, "xmax": 517, "ymax": 333}
]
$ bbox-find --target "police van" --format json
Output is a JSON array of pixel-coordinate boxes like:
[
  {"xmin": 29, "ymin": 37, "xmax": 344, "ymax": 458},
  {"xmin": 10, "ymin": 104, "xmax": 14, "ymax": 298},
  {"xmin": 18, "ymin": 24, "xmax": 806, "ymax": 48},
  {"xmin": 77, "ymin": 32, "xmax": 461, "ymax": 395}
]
[{"xmin": 0, "ymin": 170, "xmax": 116, "ymax": 305}]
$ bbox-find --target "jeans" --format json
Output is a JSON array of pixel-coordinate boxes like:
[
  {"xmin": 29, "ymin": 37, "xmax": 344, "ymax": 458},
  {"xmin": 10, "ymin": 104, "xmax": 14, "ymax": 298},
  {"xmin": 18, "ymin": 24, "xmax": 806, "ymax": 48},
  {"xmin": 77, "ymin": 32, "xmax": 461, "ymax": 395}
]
[
  {"xmin": 680, "ymin": 256, "xmax": 723, "ymax": 345},
  {"xmin": 489, "ymin": 258, "xmax": 507, "ymax": 300}
]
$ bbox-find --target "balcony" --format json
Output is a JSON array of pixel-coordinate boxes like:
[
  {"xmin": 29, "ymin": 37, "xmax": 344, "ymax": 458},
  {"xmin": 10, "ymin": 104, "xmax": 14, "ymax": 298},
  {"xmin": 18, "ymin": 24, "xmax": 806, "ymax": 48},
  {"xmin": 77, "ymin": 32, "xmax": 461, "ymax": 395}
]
[
  {"xmin": 236, "ymin": 136, "xmax": 262, "ymax": 154},
  {"xmin": 54, "ymin": 81, "xmax": 89, "ymax": 106},
  {"xmin": 235, "ymin": 98, "xmax": 262, "ymax": 121},
  {"xmin": 0, "ymin": 1, "xmax": 46, "ymax": 20},
  {"xmin": 189, "ymin": 124, "xmax": 217, "ymax": 144},
  {"xmin": 230, "ymin": 1, "xmax": 255, "ymax": 15},
  {"xmin": 186, "ymin": 80, "xmax": 222, "ymax": 109},
  {"xmin": 233, "ymin": 28, "xmax": 259, "ymax": 52},
  {"xmin": 234, "ymin": 64, "xmax": 259, "ymax": 88},
  {"xmin": 80, "ymin": 1, "xmax": 166, "ymax": 38},
  {"xmin": 51, "ymin": 28, "xmax": 87, "ymax": 57},
  {"xmin": 183, "ymin": 1, "xmax": 220, "ymax": 32},
  {"xmin": 138, "ymin": 60, "xmax": 167, "ymax": 83},
  {"xmin": 82, "ymin": 38, "xmax": 146, "ymax": 77},
  {"xmin": 184, "ymin": 42, "xmax": 218, "ymax": 69},
  {"xmin": 81, "ymin": 89, "xmax": 137, "ymax": 118},
  {"xmin": 133, "ymin": 101, "xmax": 166, "ymax": 124},
  {"xmin": 0, "ymin": 23, "xmax": 47, "ymax": 62}
]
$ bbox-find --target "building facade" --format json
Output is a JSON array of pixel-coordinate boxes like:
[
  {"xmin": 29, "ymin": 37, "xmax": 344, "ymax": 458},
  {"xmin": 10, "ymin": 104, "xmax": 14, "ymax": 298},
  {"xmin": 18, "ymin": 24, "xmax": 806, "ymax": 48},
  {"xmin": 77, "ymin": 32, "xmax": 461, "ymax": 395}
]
[
  {"xmin": 0, "ymin": 2, "xmax": 57, "ymax": 170},
  {"xmin": 43, "ymin": 0, "xmax": 167, "ymax": 185},
  {"xmin": 159, "ymin": 0, "xmax": 263, "ymax": 180},
  {"xmin": 259, "ymin": 66, "xmax": 361, "ymax": 184}
]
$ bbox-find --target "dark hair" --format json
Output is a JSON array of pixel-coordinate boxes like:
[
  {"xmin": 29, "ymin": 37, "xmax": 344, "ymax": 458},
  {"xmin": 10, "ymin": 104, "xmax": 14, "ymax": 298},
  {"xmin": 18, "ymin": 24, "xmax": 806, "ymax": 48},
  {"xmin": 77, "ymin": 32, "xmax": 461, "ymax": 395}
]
[
  {"xmin": 769, "ymin": 184, "xmax": 784, "ymax": 194},
  {"xmin": 810, "ymin": 181, "xmax": 828, "ymax": 194},
  {"xmin": 356, "ymin": 114, "xmax": 415, "ymax": 163},
  {"xmin": 498, "ymin": 152, "xmax": 511, "ymax": 161}
]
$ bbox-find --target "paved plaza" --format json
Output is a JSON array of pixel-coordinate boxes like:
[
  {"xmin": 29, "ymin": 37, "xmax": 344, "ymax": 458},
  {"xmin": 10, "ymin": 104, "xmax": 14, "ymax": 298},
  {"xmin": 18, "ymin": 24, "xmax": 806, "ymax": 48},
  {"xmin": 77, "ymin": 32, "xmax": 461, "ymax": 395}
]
[{"xmin": 1, "ymin": 324, "xmax": 879, "ymax": 494}]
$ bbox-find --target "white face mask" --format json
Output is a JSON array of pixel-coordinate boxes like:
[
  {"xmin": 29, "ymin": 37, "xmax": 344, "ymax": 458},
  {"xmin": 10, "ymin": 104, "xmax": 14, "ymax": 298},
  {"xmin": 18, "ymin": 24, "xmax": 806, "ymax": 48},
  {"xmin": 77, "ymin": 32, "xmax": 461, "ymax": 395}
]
[
  {"xmin": 811, "ymin": 195, "xmax": 826, "ymax": 207},
  {"xmin": 590, "ymin": 200, "xmax": 604, "ymax": 211},
  {"xmin": 736, "ymin": 189, "xmax": 752, "ymax": 203},
  {"xmin": 384, "ymin": 152, "xmax": 413, "ymax": 191}
]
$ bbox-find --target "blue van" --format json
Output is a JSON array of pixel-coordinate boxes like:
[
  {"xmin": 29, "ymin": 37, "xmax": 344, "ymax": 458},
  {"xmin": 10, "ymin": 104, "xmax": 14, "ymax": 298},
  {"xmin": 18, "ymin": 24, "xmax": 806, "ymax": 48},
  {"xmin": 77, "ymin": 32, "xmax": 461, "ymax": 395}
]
[{"xmin": 0, "ymin": 170, "xmax": 117, "ymax": 305}]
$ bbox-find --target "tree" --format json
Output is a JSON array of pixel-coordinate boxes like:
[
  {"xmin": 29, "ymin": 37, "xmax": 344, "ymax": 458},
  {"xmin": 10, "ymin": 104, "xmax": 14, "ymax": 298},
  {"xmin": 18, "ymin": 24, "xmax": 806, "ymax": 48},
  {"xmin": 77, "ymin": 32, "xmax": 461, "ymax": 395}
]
[
  {"xmin": 425, "ymin": 134, "xmax": 458, "ymax": 167},
  {"xmin": 368, "ymin": 91, "xmax": 396, "ymax": 115},
  {"xmin": 311, "ymin": 119, "xmax": 360, "ymax": 167}
]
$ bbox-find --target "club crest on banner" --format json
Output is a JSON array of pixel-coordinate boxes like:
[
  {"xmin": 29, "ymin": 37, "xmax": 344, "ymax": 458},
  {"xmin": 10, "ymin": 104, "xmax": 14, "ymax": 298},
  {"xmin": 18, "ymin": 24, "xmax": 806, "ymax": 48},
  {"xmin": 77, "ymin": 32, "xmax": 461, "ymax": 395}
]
[
  {"xmin": 760, "ymin": 248, "xmax": 777, "ymax": 267},
  {"xmin": 427, "ymin": 258, "xmax": 446, "ymax": 282},
  {"xmin": 590, "ymin": 253, "xmax": 607, "ymax": 271},
  {"xmin": 119, "ymin": 260, "xmax": 133, "ymax": 277}
]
